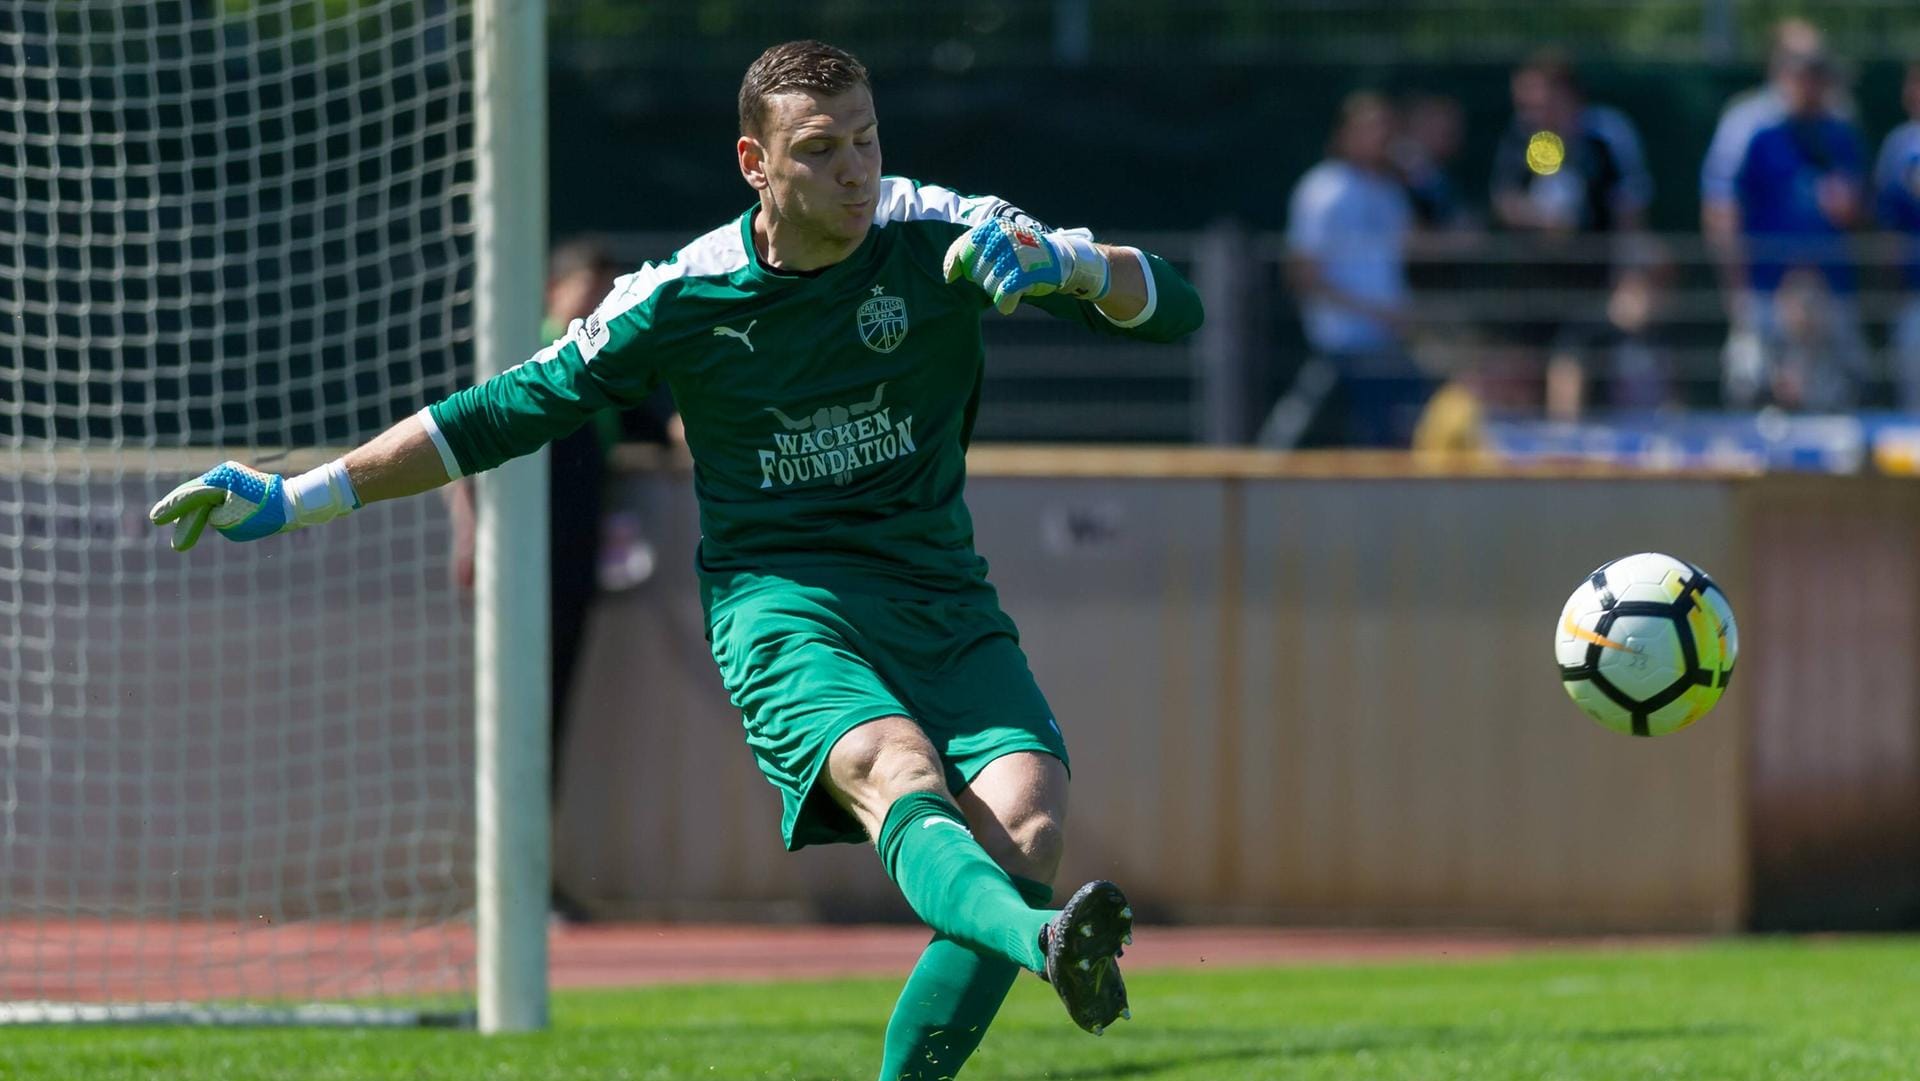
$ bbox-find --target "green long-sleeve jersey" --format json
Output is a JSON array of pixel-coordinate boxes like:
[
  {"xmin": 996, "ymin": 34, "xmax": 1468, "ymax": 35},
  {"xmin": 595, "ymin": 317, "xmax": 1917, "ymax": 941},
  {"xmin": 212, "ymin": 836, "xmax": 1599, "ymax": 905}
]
[{"xmin": 427, "ymin": 176, "xmax": 1204, "ymax": 614}]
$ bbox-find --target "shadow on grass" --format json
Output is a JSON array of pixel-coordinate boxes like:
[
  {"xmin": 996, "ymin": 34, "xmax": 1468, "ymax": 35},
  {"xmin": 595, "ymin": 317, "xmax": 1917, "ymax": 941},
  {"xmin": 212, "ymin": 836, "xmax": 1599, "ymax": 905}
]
[{"xmin": 938, "ymin": 1020, "xmax": 1759, "ymax": 1081}]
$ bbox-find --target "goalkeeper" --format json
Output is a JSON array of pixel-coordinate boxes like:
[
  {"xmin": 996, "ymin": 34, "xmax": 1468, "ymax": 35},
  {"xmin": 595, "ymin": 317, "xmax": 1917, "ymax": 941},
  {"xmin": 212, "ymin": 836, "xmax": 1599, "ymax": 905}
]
[{"xmin": 151, "ymin": 39, "xmax": 1202, "ymax": 1079}]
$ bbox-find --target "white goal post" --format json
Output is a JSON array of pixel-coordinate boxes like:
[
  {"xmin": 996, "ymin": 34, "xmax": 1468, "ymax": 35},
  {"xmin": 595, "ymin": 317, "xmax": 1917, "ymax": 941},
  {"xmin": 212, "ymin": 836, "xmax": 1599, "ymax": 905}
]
[
  {"xmin": 0, "ymin": 0, "xmax": 549, "ymax": 1031},
  {"xmin": 472, "ymin": 0, "xmax": 550, "ymax": 1036}
]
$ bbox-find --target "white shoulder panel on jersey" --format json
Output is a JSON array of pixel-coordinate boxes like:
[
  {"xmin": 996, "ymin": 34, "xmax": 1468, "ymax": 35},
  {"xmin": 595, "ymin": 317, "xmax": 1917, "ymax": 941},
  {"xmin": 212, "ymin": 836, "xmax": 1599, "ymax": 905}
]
[
  {"xmin": 872, "ymin": 176, "xmax": 1007, "ymax": 228},
  {"xmin": 565, "ymin": 219, "xmax": 749, "ymax": 363}
]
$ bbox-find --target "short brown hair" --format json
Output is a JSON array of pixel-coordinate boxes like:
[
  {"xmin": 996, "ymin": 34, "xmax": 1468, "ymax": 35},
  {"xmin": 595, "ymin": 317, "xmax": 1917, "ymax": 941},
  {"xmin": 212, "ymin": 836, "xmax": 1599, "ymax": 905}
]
[{"xmin": 738, "ymin": 40, "xmax": 871, "ymax": 137}]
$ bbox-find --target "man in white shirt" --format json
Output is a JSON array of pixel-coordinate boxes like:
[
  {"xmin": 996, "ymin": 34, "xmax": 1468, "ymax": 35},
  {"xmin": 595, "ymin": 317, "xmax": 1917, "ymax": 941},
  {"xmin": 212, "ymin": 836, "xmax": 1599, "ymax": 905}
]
[{"xmin": 1278, "ymin": 92, "xmax": 1428, "ymax": 447}]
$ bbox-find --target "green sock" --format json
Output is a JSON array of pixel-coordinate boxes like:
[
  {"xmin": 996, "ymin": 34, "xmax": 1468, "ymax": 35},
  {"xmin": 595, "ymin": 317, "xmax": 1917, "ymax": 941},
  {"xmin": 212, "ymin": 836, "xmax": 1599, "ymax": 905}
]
[
  {"xmin": 874, "ymin": 791, "xmax": 1051, "ymax": 973},
  {"xmin": 877, "ymin": 877, "xmax": 1053, "ymax": 1081}
]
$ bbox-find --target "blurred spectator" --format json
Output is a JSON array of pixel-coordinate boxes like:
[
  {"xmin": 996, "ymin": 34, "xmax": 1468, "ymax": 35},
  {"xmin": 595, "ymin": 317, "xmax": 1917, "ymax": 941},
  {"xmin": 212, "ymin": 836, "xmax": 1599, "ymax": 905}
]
[
  {"xmin": 1488, "ymin": 50, "xmax": 1660, "ymax": 420},
  {"xmin": 1272, "ymin": 91, "xmax": 1432, "ymax": 447},
  {"xmin": 1410, "ymin": 377, "xmax": 1490, "ymax": 458},
  {"xmin": 1875, "ymin": 63, "xmax": 1920, "ymax": 411},
  {"xmin": 1763, "ymin": 267, "xmax": 1861, "ymax": 410},
  {"xmin": 1492, "ymin": 52, "xmax": 1652, "ymax": 237},
  {"xmin": 447, "ymin": 235, "xmax": 678, "ymax": 922},
  {"xmin": 1395, "ymin": 94, "xmax": 1470, "ymax": 231},
  {"xmin": 1601, "ymin": 266, "xmax": 1673, "ymax": 411},
  {"xmin": 1702, "ymin": 21, "xmax": 1869, "ymax": 411},
  {"xmin": 1704, "ymin": 20, "xmax": 1856, "ymax": 159}
]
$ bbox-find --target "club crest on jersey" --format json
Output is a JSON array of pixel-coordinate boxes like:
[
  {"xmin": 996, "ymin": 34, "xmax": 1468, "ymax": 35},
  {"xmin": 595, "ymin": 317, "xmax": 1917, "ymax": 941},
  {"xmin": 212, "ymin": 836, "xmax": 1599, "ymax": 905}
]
[{"xmin": 857, "ymin": 285, "xmax": 908, "ymax": 354}]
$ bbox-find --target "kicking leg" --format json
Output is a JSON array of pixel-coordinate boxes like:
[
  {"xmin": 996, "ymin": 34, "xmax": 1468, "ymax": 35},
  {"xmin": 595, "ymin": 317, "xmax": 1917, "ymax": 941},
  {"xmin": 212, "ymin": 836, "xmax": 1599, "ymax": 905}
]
[
  {"xmin": 825, "ymin": 717, "xmax": 1051, "ymax": 973},
  {"xmin": 958, "ymin": 754, "xmax": 1132, "ymax": 1038},
  {"xmin": 876, "ymin": 752, "xmax": 1065, "ymax": 1080}
]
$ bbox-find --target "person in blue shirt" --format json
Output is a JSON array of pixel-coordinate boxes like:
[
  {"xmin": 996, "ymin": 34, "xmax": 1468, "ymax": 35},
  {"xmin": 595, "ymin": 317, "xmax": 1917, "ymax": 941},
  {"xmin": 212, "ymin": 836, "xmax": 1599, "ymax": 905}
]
[
  {"xmin": 1703, "ymin": 32, "xmax": 1870, "ymax": 411},
  {"xmin": 1876, "ymin": 64, "xmax": 1920, "ymax": 412},
  {"xmin": 1278, "ymin": 92, "xmax": 1431, "ymax": 447}
]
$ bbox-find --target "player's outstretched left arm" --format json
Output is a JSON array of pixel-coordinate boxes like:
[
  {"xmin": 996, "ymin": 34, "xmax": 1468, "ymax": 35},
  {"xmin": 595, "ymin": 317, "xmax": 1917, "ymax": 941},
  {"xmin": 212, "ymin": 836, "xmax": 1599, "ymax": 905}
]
[{"xmin": 941, "ymin": 217, "xmax": 1203, "ymax": 342}]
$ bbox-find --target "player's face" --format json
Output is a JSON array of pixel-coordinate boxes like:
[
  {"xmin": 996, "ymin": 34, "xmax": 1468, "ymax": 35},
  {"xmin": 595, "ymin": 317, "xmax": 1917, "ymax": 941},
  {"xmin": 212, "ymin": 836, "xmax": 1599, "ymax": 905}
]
[{"xmin": 748, "ymin": 86, "xmax": 882, "ymax": 247}]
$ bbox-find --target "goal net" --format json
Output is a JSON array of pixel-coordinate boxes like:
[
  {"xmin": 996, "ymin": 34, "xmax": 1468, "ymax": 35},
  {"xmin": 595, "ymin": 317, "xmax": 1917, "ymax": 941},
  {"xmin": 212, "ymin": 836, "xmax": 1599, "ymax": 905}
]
[{"xmin": 1, "ymin": 1, "xmax": 481, "ymax": 1025}]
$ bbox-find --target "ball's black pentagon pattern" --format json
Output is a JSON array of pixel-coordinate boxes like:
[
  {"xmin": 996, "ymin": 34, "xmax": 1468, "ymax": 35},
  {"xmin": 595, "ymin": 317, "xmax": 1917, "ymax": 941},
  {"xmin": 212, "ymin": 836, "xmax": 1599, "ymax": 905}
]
[{"xmin": 1557, "ymin": 555, "xmax": 1737, "ymax": 737}]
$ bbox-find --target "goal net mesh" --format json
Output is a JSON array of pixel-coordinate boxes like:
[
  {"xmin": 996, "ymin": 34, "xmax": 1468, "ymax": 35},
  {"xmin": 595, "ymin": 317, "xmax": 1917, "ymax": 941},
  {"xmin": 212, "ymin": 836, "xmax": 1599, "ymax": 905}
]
[{"xmin": 1, "ymin": 0, "xmax": 478, "ymax": 1024}]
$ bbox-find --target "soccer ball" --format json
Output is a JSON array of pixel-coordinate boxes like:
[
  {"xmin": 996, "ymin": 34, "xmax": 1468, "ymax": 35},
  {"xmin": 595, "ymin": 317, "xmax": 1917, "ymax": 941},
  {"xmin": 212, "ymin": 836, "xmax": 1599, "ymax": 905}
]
[{"xmin": 1555, "ymin": 553, "xmax": 1739, "ymax": 737}]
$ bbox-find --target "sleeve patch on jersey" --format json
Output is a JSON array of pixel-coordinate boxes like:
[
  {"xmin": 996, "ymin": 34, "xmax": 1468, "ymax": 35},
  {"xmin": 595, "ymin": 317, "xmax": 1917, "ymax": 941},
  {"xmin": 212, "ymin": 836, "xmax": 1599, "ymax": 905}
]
[{"xmin": 575, "ymin": 311, "xmax": 612, "ymax": 362}]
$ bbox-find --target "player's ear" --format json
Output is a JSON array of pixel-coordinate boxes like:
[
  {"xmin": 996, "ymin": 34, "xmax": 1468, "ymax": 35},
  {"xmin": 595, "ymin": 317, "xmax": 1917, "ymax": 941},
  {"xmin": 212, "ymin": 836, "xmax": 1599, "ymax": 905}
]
[{"xmin": 738, "ymin": 135, "xmax": 769, "ymax": 191}]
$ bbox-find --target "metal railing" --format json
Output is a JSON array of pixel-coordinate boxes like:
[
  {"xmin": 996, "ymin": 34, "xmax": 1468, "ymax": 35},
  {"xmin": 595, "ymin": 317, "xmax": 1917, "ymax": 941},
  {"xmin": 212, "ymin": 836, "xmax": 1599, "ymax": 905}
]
[{"xmin": 608, "ymin": 227, "xmax": 1920, "ymax": 446}]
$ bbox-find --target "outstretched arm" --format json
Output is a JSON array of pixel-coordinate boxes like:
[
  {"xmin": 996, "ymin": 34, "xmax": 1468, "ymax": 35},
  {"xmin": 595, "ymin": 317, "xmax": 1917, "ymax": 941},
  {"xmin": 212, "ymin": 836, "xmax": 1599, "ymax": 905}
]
[
  {"xmin": 151, "ymin": 326, "xmax": 637, "ymax": 550},
  {"xmin": 349, "ymin": 413, "xmax": 458, "ymax": 502},
  {"xmin": 151, "ymin": 256, "xmax": 674, "ymax": 551},
  {"xmin": 149, "ymin": 410, "xmax": 462, "ymax": 552}
]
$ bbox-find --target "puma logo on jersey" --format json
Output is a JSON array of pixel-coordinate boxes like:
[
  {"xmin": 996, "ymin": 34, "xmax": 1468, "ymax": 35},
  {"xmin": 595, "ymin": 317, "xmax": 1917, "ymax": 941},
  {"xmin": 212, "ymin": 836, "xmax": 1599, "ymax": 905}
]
[
  {"xmin": 712, "ymin": 320, "xmax": 757, "ymax": 352},
  {"xmin": 922, "ymin": 817, "xmax": 970, "ymax": 834}
]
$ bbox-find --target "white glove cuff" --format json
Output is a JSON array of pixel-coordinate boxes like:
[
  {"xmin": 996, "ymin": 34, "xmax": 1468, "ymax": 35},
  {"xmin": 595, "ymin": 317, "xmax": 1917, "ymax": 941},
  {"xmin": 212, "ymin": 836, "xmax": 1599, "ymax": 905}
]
[
  {"xmin": 286, "ymin": 458, "xmax": 362, "ymax": 527},
  {"xmin": 1054, "ymin": 233, "xmax": 1111, "ymax": 301}
]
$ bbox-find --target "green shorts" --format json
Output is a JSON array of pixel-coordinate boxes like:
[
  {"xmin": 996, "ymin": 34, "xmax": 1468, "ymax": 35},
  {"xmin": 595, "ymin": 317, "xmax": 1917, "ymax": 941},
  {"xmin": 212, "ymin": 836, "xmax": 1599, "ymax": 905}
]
[{"xmin": 707, "ymin": 583, "xmax": 1069, "ymax": 851}]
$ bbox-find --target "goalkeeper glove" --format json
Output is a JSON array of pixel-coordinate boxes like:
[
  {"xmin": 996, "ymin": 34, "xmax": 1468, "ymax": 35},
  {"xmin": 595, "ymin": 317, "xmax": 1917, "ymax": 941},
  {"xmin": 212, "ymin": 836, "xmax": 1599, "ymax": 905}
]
[
  {"xmin": 149, "ymin": 459, "xmax": 361, "ymax": 552},
  {"xmin": 942, "ymin": 218, "xmax": 1111, "ymax": 314}
]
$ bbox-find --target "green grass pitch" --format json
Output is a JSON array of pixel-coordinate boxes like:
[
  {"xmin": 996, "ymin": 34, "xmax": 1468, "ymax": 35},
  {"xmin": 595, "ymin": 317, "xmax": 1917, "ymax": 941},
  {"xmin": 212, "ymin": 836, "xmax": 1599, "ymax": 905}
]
[{"xmin": 5, "ymin": 938, "xmax": 1916, "ymax": 1080}]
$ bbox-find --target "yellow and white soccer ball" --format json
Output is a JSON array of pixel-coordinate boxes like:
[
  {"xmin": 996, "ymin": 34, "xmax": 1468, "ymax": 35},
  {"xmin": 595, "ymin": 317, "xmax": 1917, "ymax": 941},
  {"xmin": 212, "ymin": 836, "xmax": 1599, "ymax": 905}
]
[{"xmin": 1555, "ymin": 553, "xmax": 1739, "ymax": 737}]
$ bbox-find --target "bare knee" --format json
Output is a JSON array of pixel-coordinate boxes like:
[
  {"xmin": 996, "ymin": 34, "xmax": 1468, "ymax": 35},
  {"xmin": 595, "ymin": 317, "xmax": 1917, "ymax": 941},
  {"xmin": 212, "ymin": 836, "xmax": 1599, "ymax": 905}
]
[
  {"xmin": 956, "ymin": 752, "xmax": 1070, "ymax": 887},
  {"xmin": 976, "ymin": 806, "xmax": 1065, "ymax": 886},
  {"xmin": 824, "ymin": 716, "xmax": 948, "ymax": 839}
]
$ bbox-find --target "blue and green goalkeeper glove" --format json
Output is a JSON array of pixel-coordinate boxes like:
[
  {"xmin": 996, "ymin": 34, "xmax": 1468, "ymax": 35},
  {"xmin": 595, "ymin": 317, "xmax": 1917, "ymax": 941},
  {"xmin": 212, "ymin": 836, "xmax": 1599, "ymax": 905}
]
[
  {"xmin": 942, "ymin": 218, "xmax": 1111, "ymax": 314},
  {"xmin": 149, "ymin": 459, "xmax": 360, "ymax": 551}
]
